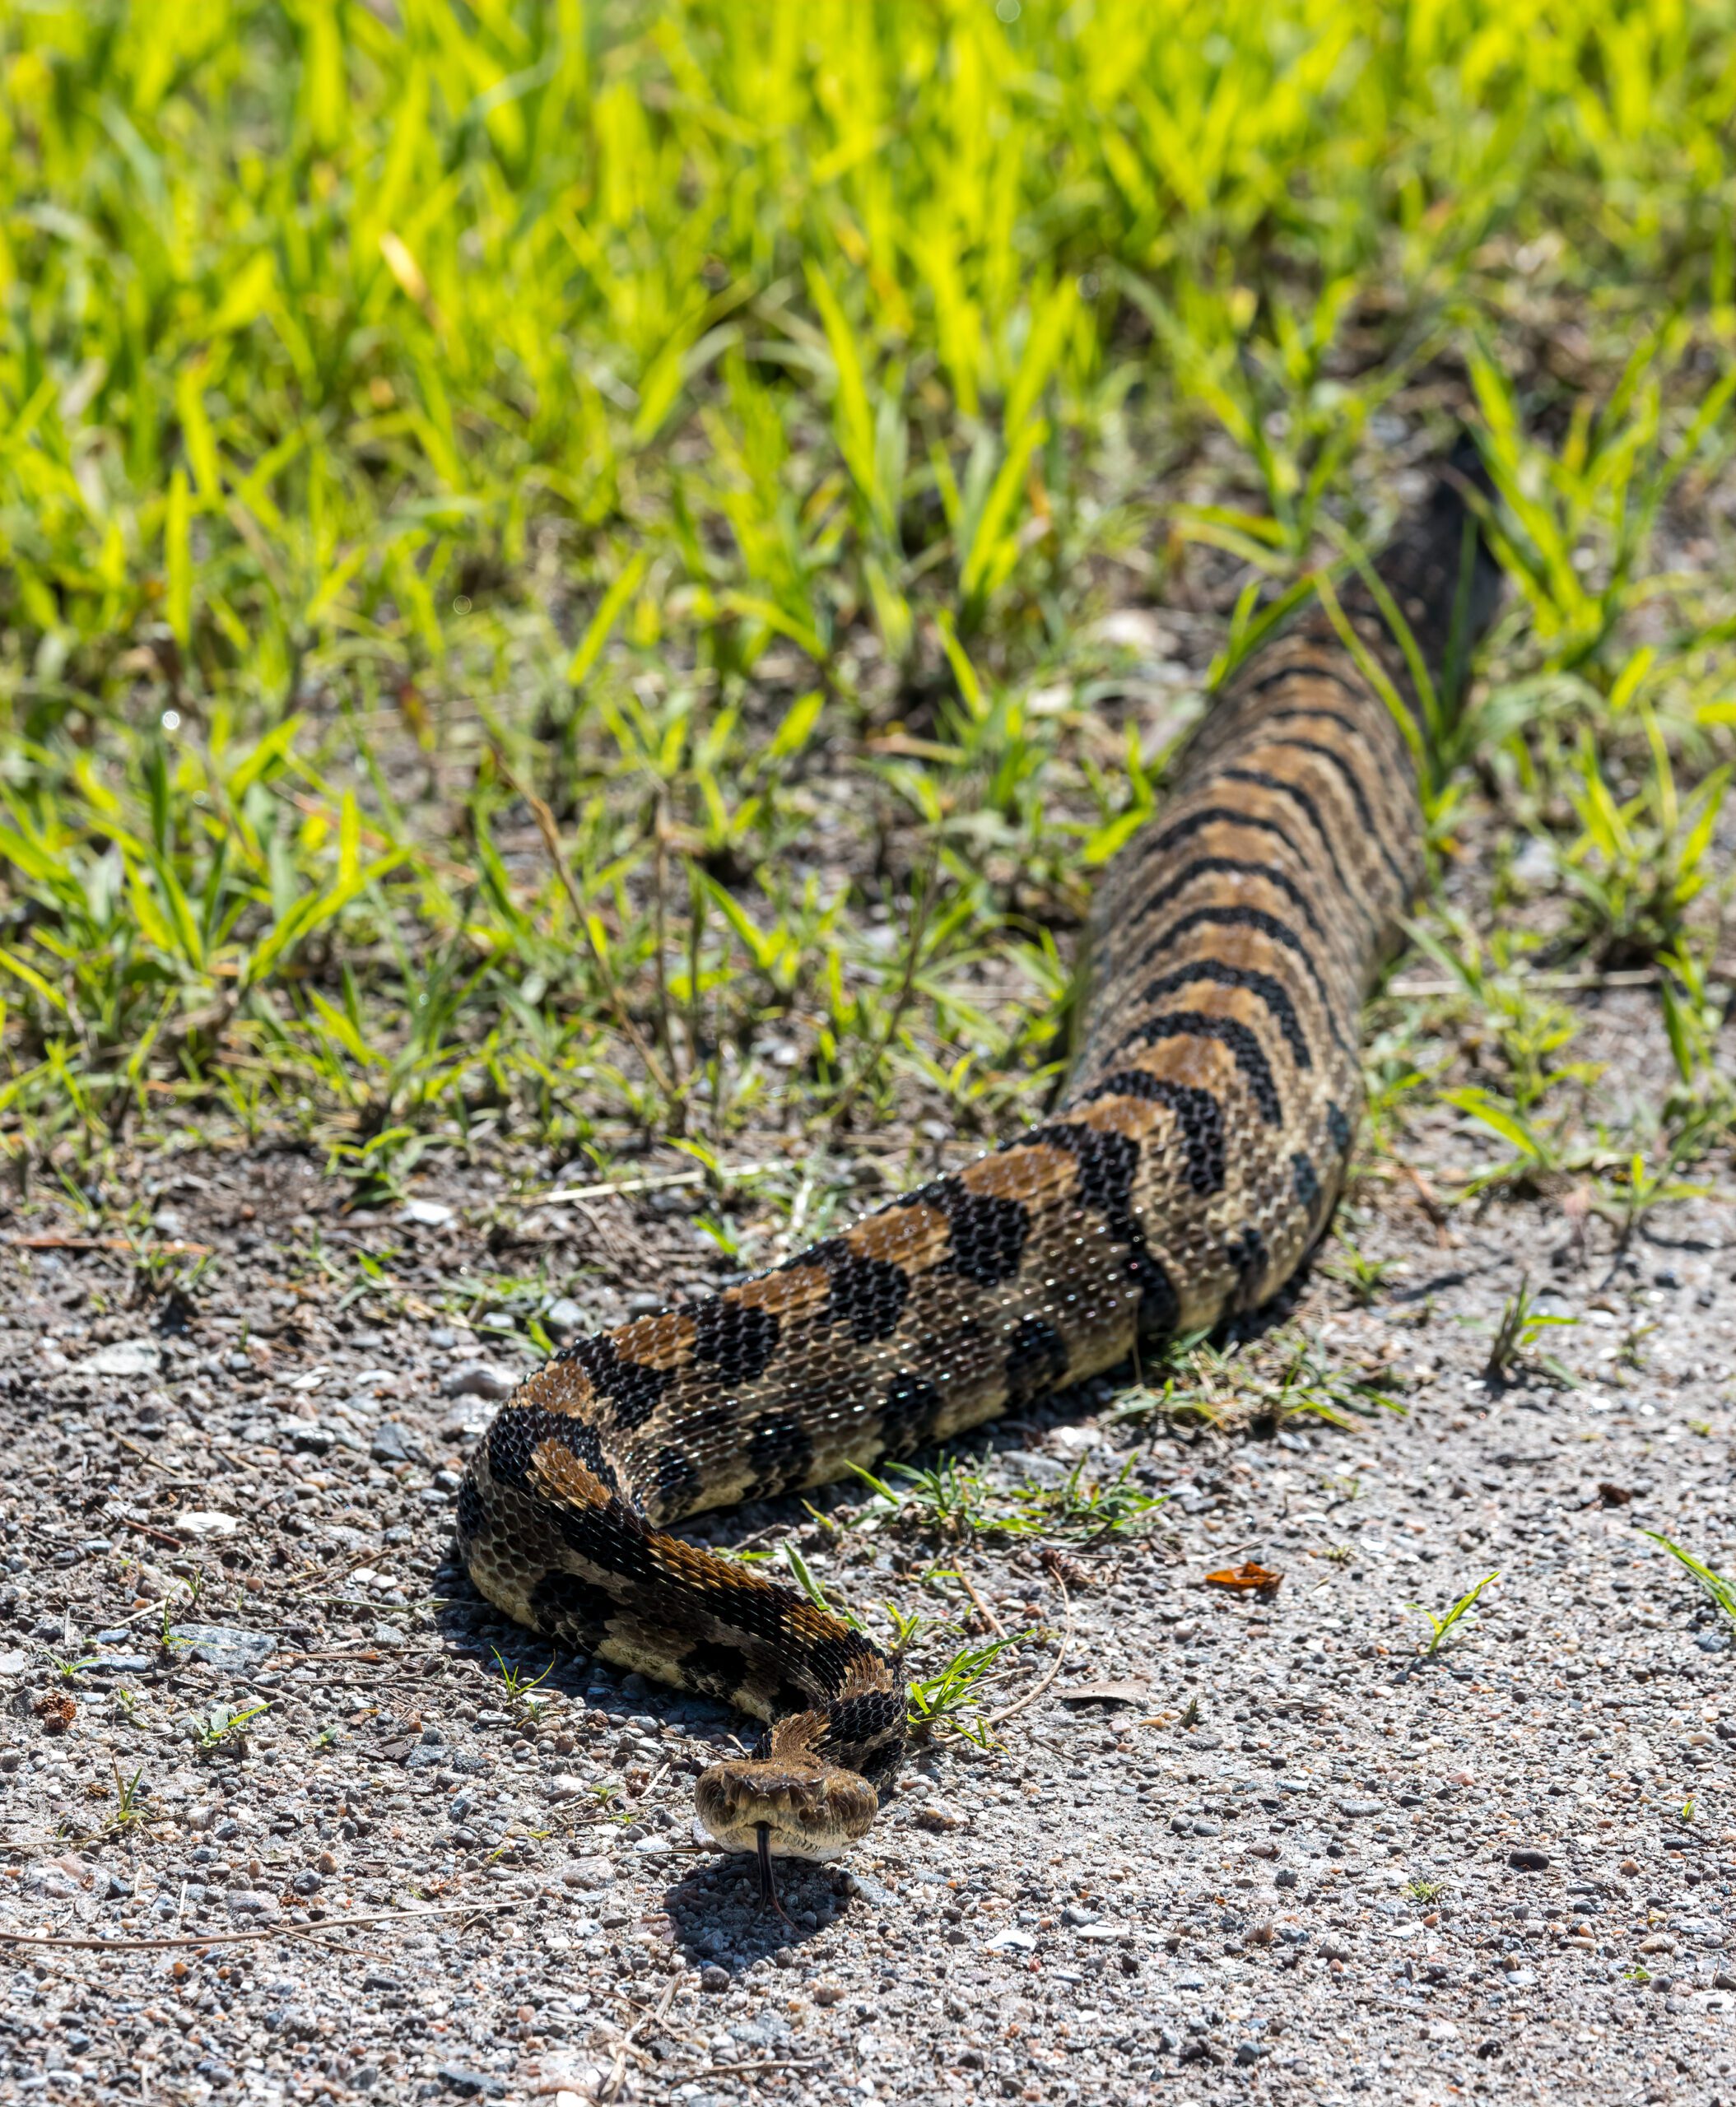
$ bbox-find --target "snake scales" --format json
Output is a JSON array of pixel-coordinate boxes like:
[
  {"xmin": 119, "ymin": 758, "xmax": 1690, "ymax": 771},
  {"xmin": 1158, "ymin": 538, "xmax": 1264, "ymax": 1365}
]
[{"xmin": 459, "ymin": 458, "xmax": 1498, "ymax": 1902}]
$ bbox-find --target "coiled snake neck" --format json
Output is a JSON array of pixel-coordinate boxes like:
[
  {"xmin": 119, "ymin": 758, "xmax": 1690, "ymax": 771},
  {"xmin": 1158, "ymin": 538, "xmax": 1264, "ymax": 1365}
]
[{"xmin": 458, "ymin": 458, "xmax": 1499, "ymax": 1905}]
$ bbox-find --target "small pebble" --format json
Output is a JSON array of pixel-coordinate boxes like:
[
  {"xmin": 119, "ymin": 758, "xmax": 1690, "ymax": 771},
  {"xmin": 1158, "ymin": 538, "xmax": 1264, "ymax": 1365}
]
[
  {"xmin": 440, "ymin": 1363, "xmax": 518, "ymax": 1400},
  {"xmin": 544, "ymin": 1297, "xmax": 588, "ymax": 1338},
  {"xmin": 915, "ymin": 1801, "xmax": 967, "ymax": 1832}
]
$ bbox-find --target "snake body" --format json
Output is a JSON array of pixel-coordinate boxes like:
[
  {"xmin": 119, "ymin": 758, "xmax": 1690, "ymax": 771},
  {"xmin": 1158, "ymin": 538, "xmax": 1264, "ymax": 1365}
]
[{"xmin": 458, "ymin": 459, "xmax": 1497, "ymax": 1881}]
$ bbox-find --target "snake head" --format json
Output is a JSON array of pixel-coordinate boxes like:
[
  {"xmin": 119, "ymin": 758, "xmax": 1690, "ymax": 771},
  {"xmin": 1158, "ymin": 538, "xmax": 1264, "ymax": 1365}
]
[{"xmin": 694, "ymin": 1751, "xmax": 878, "ymax": 1863}]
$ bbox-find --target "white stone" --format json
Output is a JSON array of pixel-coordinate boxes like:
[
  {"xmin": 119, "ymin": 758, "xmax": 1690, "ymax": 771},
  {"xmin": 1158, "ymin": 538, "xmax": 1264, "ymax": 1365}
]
[
  {"xmin": 534, "ymin": 2063, "xmax": 606, "ymax": 2102},
  {"xmin": 441, "ymin": 1363, "xmax": 517, "ymax": 1401},
  {"xmin": 86, "ymin": 1340, "xmax": 161, "ymax": 1378},
  {"xmin": 175, "ymin": 1511, "xmax": 238, "ymax": 1540},
  {"xmin": 1090, "ymin": 608, "xmax": 1178, "ymax": 656}
]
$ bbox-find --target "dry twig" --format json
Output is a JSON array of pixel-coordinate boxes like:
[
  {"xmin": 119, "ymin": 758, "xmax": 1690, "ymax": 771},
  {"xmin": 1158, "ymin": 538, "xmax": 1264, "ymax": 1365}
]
[
  {"xmin": 953, "ymin": 1566, "xmax": 1006, "ymax": 1637},
  {"xmin": 602, "ymin": 1969, "xmax": 681, "ymax": 2103},
  {"xmin": 984, "ymin": 1573, "xmax": 1072, "ymax": 1728},
  {"xmin": 0, "ymin": 1899, "xmax": 514, "ymax": 1953}
]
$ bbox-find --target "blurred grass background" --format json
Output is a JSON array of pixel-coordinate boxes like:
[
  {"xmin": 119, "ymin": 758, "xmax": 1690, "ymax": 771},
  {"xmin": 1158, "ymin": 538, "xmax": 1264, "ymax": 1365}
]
[{"xmin": 0, "ymin": 0, "xmax": 1732, "ymax": 1217}]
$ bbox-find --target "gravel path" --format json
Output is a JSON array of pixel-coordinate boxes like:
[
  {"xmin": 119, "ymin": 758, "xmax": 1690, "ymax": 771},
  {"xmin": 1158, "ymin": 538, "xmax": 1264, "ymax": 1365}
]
[{"xmin": 2, "ymin": 1147, "xmax": 1734, "ymax": 2107}]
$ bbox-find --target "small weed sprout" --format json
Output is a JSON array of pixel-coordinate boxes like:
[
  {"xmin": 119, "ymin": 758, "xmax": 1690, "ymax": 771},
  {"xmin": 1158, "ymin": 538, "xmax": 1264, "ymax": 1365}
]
[
  {"xmin": 1406, "ymin": 1877, "xmax": 1446, "ymax": 1905},
  {"xmin": 780, "ymin": 1541, "xmax": 864, "ymax": 1631},
  {"xmin": 1323, "ymin": 1239, "xmax": 1399, "ymax": 1307},
  {"xmin": 1403, "ymin": 916, "xmax": 1597, "ymax": 1118},
  {"xmin": 1405, "ymin": 1573, "xmax": 1499, "ymax": 1658},
  {"xmin": 1657, "ymin": 943, "xmax": 1736, "ymax": 1138},
  {"xmin": 880, "ymin": 1599, "xmax": 927, "ymax": 1652},
  {"xmin": 1593, "ymin": 1144, "xmax": 1714, "ymax": 1257},
  {"xmin": 1115, "ymin": 1332, "xmax": 1400, "ymax": 1432},
  {"xmin": 849, "ymin": 1456, "xmax": 992, "ymax": 1538},
  {"xmin": 853, "ymin": 1453, "xmax": 1162, "ymax": 1544},
  {"xmin": 1264, "ymin": 1338, "xmax": 1404, "ymax": 1427},
  {"xmin": 1561, "ymin": 727, "xmax": 1729, "ymax": 966},
  {"xmin": 1008, "ymin": 1458, "xmax": 1166, "ymax": 1542},
  {"xmin": 1641, "ymin": 1533, "xmax": 1736, "ymax": 1626},
  {"xmin": 1441, "ymin": 1088, "xmax": 1590, "ymax": 1198},
  {"xmin": 326, "ymin": 1128, "xmax": 426, "ymax": 1212},
  {"xmin": 904, "ymin": 1632, "xmax": 1027, "ymax": 1748},
  {"xmin": 1484, "ymin": 1278, "xmax": 1577, "ymax": 1387},
  {"xmin": 490, "ymin": 1648, "xmax": 556, "ymax": 1719},
  {"xmin": 693, "ymin": 1212, "xmax": 752, "ymax": 1263},
  {"xmin": 192, "ymin": 1701, "xmax": 270, "ymax": 1752},
  {"xmin": 107, "ymin": 1763, "xmax": 148, "ymax": 1833},
  {"xmin": 487, "ymin": 1819, "xmax": 552, "ymax": 1866}
]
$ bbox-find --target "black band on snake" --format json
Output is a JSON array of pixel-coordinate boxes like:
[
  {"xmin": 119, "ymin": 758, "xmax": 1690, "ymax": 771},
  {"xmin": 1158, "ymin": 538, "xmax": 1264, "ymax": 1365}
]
[{"xmin": 458, "ymin": 454, "xmax": 1501, "ymax": 1907}]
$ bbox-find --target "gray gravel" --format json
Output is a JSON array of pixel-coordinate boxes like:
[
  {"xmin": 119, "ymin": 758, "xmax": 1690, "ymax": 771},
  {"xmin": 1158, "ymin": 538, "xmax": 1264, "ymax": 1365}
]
[{"xmin": 2, "ymin": 1136, "xmax": 1734, "ymax": 2106}]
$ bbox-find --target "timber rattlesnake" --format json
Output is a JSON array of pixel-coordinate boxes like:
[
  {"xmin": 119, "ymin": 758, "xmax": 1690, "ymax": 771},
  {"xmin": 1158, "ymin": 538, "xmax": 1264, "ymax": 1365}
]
[{"xmin": 458, "ymin": 456, "xmax": 1498, "ymax": 1905}]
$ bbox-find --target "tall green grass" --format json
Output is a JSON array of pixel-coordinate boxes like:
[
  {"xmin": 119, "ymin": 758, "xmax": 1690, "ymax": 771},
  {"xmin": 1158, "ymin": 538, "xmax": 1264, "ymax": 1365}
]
[{"xmin": 1, "ymin": 2, "xmax": 1732, "ymax": 1190}]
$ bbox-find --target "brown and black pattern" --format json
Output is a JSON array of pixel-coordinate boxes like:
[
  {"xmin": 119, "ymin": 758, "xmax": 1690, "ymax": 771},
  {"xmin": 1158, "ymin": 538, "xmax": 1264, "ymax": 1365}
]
[{"xmin": 459, "ymin": 454, "xmax": 1501, "ymax": 1869}]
